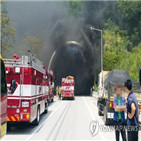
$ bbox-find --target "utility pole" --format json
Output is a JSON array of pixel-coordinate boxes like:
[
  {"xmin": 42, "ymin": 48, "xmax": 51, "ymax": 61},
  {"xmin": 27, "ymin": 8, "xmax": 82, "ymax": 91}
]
[
  {"xmin": 90, "ymin": 26, "xmax": 103, "ymax": 71},
  {"xmin": 0, "ymin": 37, "xmax": 2, "ymax": 54}
]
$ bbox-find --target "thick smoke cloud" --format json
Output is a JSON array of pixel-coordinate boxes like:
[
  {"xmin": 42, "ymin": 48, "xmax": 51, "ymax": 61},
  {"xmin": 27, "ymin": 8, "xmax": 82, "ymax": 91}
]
[{"xmin": 4, "ymin": 1, "xmax": 111, "ymax": 95}]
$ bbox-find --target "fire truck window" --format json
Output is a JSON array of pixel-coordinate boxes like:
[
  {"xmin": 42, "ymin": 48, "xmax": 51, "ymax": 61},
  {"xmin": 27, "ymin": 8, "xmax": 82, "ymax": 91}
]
[{"xmin": 1, "ymin": 60, "xmax": 7, "ymax": 95}]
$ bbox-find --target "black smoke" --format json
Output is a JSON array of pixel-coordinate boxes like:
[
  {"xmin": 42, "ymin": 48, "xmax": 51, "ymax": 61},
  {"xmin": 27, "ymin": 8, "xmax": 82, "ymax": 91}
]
[
  {"xmin": 3, "ymin": 1, "xmax": 113, "ymax": 95},
  {"xmin": 48, "ymin": 41, "xmax": 92, "ymax": 95}
]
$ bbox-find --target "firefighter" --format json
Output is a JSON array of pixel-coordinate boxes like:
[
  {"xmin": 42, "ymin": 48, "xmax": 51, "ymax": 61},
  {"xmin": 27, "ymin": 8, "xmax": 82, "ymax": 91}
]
[
  {"xmin": 13, "ymin": 54, "xmax": 18, "ymax": 62},
  {"xmin": 58, "ymin": 86, "xmax": 61, "ymax": 100},
  {"xmin": 56, "ymin": 86, "xmax": 58, "ymax": 97}
]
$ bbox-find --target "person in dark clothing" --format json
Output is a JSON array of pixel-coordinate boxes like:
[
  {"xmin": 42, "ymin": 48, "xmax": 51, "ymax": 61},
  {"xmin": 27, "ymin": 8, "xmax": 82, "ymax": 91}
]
[
  {"xmin": 113, "ymin": 85, "xmax": 127, "ymax": 141},
  {"xmin": 124, "ymin": 79, "xmax": 139, "ymax": 141}
]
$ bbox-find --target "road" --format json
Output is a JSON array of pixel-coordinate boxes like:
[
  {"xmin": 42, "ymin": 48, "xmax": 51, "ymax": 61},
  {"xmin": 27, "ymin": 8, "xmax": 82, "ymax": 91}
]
[{"xmin": 2, "ymin": 96, "xmax": 141, "ymax": 141}]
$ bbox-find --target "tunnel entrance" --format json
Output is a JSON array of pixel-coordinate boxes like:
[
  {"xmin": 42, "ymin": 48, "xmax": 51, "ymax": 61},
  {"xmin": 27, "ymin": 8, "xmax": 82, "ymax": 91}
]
[{"xmin": 48, "ymin": 41, "xmax": 94, "ymax": 95}]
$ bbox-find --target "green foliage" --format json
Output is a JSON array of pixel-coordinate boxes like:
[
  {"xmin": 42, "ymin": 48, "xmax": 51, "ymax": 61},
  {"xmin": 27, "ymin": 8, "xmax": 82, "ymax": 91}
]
[
  {"xmin": 116, "ymin": 1, "xmax": 141, "ymax": 47},
  {"xmin": 94, "ymin": 85, "xmax": 98, "ymax": 92},
  {"xmin": 23, "ymin": 36, "xmax": 43, "ymax": 54},
  {"xmin": 103, "ymin": 1, "xmax": 141, "ymax": 81},
  {"xmin": 1, "ymin": 0, "xmax": 4, "ymax": 4},
  {"xmin": 103, "ymin": 21, "xmax": 127, "ymax": 71},
  {"xmin": 1, "ymin": 1, "xmax": 16, "ymax": 56},
  {"xmin": 63, "ymin": 1, "xmax": 82, "ymax": 16},
  {"xmin": 115, "ymin": 43, "xmax": 141, "ymax": 81},
  {"xmin": 104, "ymin": 50, "xmax": 123, "ymax": 71}
]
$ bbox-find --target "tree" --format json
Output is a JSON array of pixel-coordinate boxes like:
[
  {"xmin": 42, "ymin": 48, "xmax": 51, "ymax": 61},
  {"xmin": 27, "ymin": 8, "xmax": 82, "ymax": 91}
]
[
  {"xmin": 63, "ymin": 1, "xmax": 82, "ymax": 16},
  {"xmin": 115, "ymin": 43, "xmax": 141, "ymax": 81},
  {"xmin": 23, "ymin": 35, "xmax": 43, "ymax": 54},
  {"xmin": 109, "ymin": 1, "xmax": 141, "ymax": 48},
  {"xmin": 103, "ymin": 1, "xmax": 141, "ymax": 77},
  {"xmin": 1, "ymin": 1, "xmax": 16, "ymax": 55}
]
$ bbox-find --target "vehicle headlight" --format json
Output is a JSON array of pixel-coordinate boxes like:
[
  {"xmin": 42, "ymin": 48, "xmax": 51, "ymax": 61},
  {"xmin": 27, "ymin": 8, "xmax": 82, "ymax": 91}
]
[{"xmin": 22, "ymin": 102, "xmax": 29, "ymax": 107}]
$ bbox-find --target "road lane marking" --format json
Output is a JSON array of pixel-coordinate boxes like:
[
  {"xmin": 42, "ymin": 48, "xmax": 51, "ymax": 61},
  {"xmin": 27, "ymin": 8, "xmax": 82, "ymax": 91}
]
[
  {"xmin": 82, "ymin": 96, "xmax": 106, "ymax": 141},
  {"xmin": 51, "ymin": 102, "xmax": 71, "ymax": 140},
  {"xmin": 25, "ymin": 101, "xmax": 65, "ymax": 141}
]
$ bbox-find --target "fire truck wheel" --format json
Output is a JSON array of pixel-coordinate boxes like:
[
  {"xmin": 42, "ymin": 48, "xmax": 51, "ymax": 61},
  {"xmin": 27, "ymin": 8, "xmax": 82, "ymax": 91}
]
[
  {"xmin": 47, "ymin": 100, "xmax": 50, "ymax": 106},
  {"xmin": 72, "ymin": 97, "xmax": 74, "ymax": 100},
  {"xmin": 51, "ymin": 97, "xmax": 54, "ymax": 102},
  {"xmin": 44, "ymin": 102, "xmax": 48, "ymax": 114},
  {"xmin": 35, "ymin": 106, "xmax": 40, "ymax": 126},
  {"xmin": 98, "ymin": 102, "xmax": 103, "ymax": 116},
  {"xmin": 7, "ymin": 123, "xmax": 11, "ymax": 131}
]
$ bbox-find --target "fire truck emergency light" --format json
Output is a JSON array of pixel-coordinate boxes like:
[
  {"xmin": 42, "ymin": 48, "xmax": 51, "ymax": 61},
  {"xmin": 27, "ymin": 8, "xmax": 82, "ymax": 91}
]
[
  {"xmin": 24, "ymin": 68, "xmax": 29, "ymax": 75},
  {"xmin": 43, "ymin": 81, "xmax": 46, "ymax": 86},
  {"xmin": 7, "ymin": 67, "xmax": 10, "ymax": 71},
  {"xmin": 6, "ymin": 67, "xmax": 11, "ymax": 74}
]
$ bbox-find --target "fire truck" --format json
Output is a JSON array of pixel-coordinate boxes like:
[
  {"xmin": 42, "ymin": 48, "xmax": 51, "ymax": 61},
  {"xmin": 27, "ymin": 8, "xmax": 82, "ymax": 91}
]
[
  {"xmin": 61, "ymin": 76, "xmax": 75, "ymax": 100},
  {"xmin": 47, "ymin": 70, "xmax": 55, "ymax": 102},
  {"xmin": 0, "ymin": 55, "xmax": 7, "ymax": 139},
  {"xmin": 4, "ymin": 53, "xmax": 50, "ymax": 125}
]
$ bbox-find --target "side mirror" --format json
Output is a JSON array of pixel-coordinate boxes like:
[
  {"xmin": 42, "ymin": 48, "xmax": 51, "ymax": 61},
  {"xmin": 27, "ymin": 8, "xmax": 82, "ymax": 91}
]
[{"xmin": 11, "ymin": 79, "xmax": 16, "ymax": 92}]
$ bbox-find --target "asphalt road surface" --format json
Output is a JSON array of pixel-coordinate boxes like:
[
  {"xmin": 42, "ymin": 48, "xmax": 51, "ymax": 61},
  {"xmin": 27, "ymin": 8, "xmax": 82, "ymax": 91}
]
[{"xmin": 2, "ymin": 96, "xmax": 141, "ymax": 141}]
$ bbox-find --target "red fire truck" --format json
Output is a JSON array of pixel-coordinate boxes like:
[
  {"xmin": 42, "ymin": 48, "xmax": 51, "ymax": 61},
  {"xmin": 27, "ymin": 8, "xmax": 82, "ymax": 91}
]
[
  {"xmin": 0, "ymin": 55, "xmax": 7, "ymax": 139},
  {"xmin": 4, "ymin": 53, "xmax": 50, "ymax": 125},
  {"xmin": 61, "ymin": 76, "xmax": 75, "ymax": 99}
]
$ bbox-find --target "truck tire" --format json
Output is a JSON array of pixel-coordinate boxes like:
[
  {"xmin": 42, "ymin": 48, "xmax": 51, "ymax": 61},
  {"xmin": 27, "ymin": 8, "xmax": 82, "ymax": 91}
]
[
  {"xmin": 44, "ymin": 102, "xmax": 48, "ymax": 114},
  {"xmin": 104, "ymin": 106, "xmax": 110, "ymax": 125},
  {"xmin": 51, "ymin": 96, "xmax": 54, "ymax": 102},
  {"xmin": 7, "ymin": 123, "xmax": 11, "ymax": 131},
  {"xmin": 98, "ymin": 102, "xmax": 103, "ymax": 116},
  {"xmin": 35, "ymin": 106, "xmax": 40, "ymax": 126},
  {"xmin": 72, "ymin": 97, "xmax": 74, "ymax": 100}
]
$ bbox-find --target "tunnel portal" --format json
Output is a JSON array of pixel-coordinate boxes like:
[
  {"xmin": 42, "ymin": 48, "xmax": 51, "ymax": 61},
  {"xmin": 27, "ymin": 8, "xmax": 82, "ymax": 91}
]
[{"xmin": 48, "ymin": 41, "xmax": 94, "ymax": 95}]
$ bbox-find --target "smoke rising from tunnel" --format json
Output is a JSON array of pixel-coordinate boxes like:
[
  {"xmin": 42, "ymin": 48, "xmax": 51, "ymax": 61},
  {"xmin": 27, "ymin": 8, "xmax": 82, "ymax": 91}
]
[{"xmin": 4, "ymin": 1, "xmax": 111, "ymax": 95}]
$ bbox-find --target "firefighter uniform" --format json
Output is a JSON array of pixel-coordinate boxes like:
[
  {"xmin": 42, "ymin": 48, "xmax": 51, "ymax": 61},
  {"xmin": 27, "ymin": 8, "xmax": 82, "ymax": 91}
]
[
  {"xmin": 56, "ymin": 86, "xmax": 59, "ymax": 97},
  {"xmin": 58, "ymin": 86, "xmax": 61, "ymax": 99}
]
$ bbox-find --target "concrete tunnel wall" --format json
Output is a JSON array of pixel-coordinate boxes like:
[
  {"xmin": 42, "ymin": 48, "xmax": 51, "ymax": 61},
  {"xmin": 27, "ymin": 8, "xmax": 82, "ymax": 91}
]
[{"xmin": 48, "ymin": 41, "xmax": 94, "ymax": 95}]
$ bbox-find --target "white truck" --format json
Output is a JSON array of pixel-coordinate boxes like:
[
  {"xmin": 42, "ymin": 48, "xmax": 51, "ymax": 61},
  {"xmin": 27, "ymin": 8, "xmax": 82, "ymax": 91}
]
[
  {"xmin": 97, "ymin": 69, "xmax": 141, "ymax": 125},
  {"xmin": 97, "ymin": 71, "xmax": 109, "ymax": 117}
]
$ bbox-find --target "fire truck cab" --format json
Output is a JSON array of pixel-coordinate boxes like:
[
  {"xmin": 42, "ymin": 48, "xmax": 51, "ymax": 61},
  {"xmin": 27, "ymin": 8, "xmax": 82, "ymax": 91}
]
[
  {"xmin": 4, "ymin": 54, "xmax": 50, "ymax": 125},
  {"xmin": 61, "ymin": 76, "xmax": 75, "ymax": 100},
  {"xmin": 0, "ymin": 55, "xmax": 7, "ymax": 139}
]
